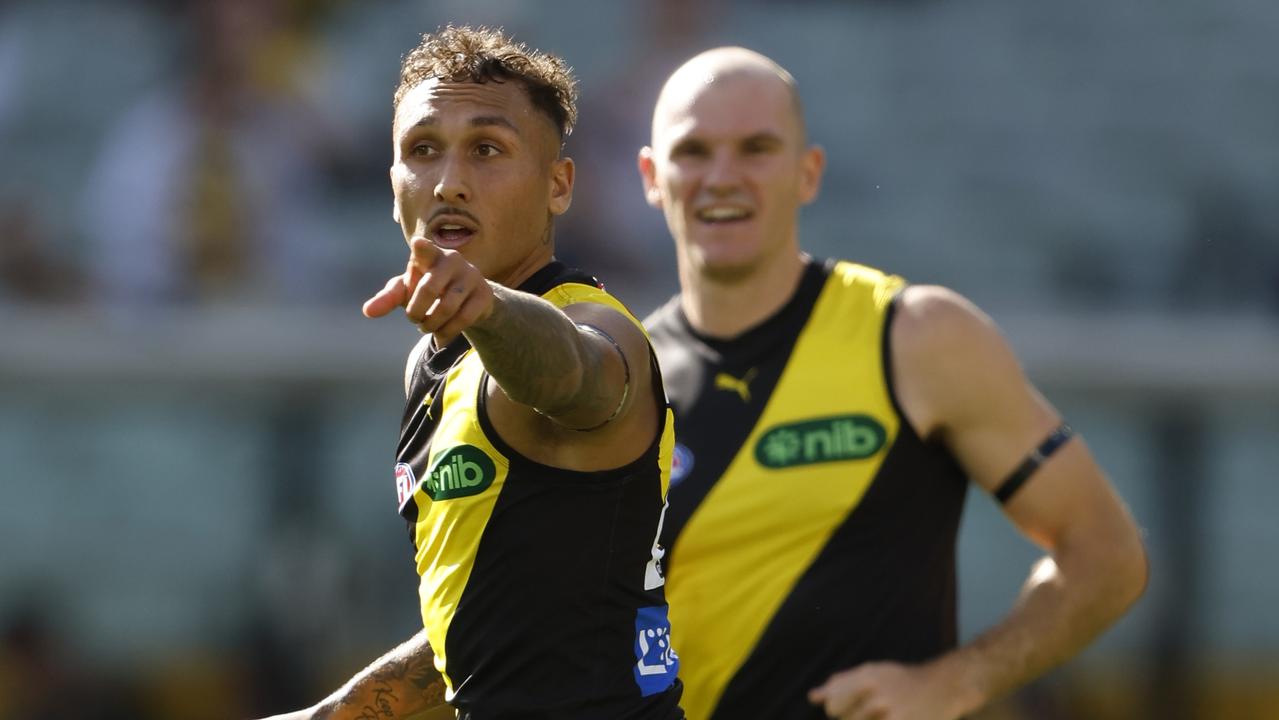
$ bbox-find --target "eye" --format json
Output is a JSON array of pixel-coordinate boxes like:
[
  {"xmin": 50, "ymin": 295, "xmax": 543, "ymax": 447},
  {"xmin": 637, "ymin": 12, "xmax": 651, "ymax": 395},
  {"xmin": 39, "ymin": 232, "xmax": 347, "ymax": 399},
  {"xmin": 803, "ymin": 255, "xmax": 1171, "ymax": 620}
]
[
  {"xmin": 671, "ymin": 141, "xmax": 709, "ymax": 160},
  {"xmin": 409, "ymin": 143, "xmax": 436, "ymax": 158},
  {"xmin": 474, "ymin": 142, "xmax": 502, "ymax": 157},
  {"xmin": 742, "ymin": 137, "xmax": 780, "ymax": 155}
]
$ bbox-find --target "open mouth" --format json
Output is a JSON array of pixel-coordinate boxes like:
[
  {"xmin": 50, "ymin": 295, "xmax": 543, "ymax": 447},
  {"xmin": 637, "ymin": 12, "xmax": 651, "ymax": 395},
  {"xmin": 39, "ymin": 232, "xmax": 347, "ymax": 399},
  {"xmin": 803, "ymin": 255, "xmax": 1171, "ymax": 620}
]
[
  {"xmin": 433, "ymin": 224, "xmax": 475, "ymax": 247},
  {"xmin": 696, "ymin": 205, "xmax": 754, "ymax": 225},
  {"xmin": 429, "ymin": 215, "xmax": 479, "ymax": 248}
]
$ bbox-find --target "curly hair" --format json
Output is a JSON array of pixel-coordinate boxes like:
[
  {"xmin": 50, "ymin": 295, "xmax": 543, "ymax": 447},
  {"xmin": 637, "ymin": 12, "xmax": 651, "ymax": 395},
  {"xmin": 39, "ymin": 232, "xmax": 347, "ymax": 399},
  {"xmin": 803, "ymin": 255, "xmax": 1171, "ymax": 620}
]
[{"xmin": 394, "ymin": 25, "xmax": 578, "ymax": 139}]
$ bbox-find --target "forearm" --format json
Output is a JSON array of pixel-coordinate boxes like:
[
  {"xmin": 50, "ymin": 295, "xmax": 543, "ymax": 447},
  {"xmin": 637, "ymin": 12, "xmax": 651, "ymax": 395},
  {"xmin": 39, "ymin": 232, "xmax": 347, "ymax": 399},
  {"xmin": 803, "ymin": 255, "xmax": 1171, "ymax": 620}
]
[
  {"xmin": 931, "ymin": 548, "xmax": 1146, "ymax": 717},
  {"xmin": 272, "ymin": 630, "xmax": 444, "ymax": 720},
  {"xmin": 463, "ymin": 283, "xmax": 612, "ymax": 417}
]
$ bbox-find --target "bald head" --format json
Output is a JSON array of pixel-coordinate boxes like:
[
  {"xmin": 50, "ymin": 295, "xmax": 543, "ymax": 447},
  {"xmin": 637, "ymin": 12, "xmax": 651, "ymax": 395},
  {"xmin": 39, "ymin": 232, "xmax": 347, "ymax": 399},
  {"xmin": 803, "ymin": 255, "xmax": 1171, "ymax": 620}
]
[
  {"xmin": 638, "ymin": 46, "xmax": 825, "ymax": 290},
  {"xmin": 652, "ymin": 47, "xmax": 805, "ymax": 146}
]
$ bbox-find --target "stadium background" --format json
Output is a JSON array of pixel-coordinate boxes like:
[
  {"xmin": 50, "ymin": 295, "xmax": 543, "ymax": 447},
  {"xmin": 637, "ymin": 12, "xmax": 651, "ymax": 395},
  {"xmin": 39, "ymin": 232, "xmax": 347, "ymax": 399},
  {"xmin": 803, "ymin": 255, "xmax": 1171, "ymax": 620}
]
[{"xmin": 1, "ymin": 0, "xmax": 1277, "ymax": 718}]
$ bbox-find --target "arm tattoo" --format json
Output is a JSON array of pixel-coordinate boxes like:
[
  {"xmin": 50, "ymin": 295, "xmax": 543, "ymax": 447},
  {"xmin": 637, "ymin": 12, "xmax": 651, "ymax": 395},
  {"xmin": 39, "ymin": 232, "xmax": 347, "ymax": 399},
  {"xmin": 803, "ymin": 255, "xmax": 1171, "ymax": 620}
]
[
  {"xmin": 371, "ymin": 648, "xmax": 445, "ymax": 700},
  {"xmin": 314, "ymin": 631, "xmax": 444, "ymax": 719},
  {"xmin": 567, "ymin": 323, "xmax": 630, "ymax": 431},
  {"xmin": 408, "ymin": 660, "xmax": 446, "ymax": 702},
  {"xmin": 466, "ymin": 285, "xmax": 622, "ymax": 421},
  {"xmin": 353, "ymin": 682, "xmax": 397, "ymax": 720}
]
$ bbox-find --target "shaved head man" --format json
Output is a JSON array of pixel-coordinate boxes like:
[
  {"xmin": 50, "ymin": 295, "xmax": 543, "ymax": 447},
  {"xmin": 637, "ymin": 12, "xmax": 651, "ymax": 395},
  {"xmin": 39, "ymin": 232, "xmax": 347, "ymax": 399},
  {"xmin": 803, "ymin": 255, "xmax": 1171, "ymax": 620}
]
[
  {"xmin": 644, "ymin": 48, "xmax": 822, "ymax": 308},
  {"xmin": 641, "ymin": 48, "xmax": 1147, "ymax": 720}
]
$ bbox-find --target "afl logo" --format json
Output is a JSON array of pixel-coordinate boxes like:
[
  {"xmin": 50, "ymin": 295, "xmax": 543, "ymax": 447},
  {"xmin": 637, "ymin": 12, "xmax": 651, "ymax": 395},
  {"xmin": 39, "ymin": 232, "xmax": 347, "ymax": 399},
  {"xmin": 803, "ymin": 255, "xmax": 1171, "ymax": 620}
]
[
  {"xmin": 394, "ymin": 462, "xmax": 417, "ymax": 510},
  {"xmin": 670, "ymin": 443, "xmax": 694, "ymax": 486}
]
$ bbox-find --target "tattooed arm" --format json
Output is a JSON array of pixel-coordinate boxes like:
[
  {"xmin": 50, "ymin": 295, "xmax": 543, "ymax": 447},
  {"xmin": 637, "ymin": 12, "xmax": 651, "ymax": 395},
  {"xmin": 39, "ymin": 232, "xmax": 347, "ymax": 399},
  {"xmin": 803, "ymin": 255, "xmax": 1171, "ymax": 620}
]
[
  {"xmin": 258, "ymin": 630, "xmax": 446, "ymax": 720},
  {"xmin": 363, "ymin": 239, "xmax": 648, "ymax": 432},
  {"xmin": 466, "ymin": 286, "xmax": 648, "ymax": 431}
]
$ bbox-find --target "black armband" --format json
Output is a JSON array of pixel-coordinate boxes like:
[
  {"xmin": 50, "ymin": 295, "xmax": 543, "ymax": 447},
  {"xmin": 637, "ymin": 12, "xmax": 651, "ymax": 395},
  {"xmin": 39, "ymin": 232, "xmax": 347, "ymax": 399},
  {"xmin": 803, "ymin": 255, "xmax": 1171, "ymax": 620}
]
[{"xmin": 993, "ymin": 424, "xmax": 1075, "ymax": 504}]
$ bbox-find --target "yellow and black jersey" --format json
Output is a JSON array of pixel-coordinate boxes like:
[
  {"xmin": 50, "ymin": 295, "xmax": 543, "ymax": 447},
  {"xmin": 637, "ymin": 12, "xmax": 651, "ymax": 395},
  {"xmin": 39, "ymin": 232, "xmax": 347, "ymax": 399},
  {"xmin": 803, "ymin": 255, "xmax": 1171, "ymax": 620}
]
[
  {"xmin": 646, "ymin": 259, "xmax": 968, "ymax": 720},
  {"xmin": 396, "ymin": 261, "xmax": 684, "ymax": 719}
]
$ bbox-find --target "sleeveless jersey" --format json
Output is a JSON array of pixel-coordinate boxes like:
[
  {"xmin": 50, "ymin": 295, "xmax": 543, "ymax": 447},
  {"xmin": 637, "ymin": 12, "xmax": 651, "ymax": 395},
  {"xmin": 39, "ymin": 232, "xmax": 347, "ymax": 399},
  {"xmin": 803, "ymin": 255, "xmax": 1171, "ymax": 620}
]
[
  {"xmin": 645, "ymin": 259, "xmax": 968, "ymax": 720},
  {"xmin": 397, "ymin": 261, "xmax": 683, "ymax": 719}
]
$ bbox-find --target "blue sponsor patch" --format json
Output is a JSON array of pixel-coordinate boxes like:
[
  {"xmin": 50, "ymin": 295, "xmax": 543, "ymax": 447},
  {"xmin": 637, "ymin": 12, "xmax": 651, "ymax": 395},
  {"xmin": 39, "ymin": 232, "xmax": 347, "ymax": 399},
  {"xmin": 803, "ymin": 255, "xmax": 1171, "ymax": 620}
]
[{"xmin": 633, "ymin": 605, "xmax": 679, "ymax": 696}]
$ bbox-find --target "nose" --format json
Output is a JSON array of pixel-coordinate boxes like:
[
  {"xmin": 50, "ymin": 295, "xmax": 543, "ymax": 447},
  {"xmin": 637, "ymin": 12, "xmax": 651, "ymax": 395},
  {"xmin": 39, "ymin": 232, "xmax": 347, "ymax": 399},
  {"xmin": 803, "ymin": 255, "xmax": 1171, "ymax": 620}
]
[
  {"xmin": 433, "ymin": 154, "xmax": 470, "ymax": 204},
  {"xmin": 703, "ymin": 149, "xmax": 741, "ymax": 197}
]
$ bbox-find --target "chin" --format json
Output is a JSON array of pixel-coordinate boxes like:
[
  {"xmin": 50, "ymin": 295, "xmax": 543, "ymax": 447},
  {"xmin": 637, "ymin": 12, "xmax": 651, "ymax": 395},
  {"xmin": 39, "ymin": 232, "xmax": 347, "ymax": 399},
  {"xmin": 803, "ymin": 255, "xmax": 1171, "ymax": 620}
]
[{"xmin": 694, "ymin": 254, "xmax": 762, "ymax": 284}]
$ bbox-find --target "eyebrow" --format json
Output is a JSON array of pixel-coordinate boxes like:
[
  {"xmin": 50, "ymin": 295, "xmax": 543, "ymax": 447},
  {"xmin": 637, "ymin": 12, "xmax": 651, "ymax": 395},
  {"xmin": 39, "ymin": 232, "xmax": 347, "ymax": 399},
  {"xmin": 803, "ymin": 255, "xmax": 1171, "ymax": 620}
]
[
  {"xmin": 670, "ymin": 137, "xmax": 707, "ymax": 153},
  {"xmin": 411, "ymin": 115, "xmax": 521, "ymax": 135},
  {"xmin": 669, "ymin": 131, "xmax": 785, "ymax": 152},
  {"xmin": 741, "ymin": 131, "xmax": 784, "ymax": 147}
]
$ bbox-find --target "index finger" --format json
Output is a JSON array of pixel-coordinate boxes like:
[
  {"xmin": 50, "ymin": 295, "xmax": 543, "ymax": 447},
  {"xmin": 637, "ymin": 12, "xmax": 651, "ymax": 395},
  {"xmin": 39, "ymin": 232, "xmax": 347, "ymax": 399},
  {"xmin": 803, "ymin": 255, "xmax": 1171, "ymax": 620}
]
[{"xmin": 410, "ymin": 236, "xmax": 441, "ymax": 272}]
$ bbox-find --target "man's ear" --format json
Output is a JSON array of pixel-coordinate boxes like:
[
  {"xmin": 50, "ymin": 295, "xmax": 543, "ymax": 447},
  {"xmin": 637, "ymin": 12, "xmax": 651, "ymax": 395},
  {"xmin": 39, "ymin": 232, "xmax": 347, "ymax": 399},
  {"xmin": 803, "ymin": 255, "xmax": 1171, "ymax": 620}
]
[
  {"xmin": 798, "ymin": 144, "xmax": 826, "ymax": 205},
  {"xmin": 638, "ymin": 147, "xmax": 663, "ymax": 209},
  {"xmin": 549, "ymin": 156, "xmax": 575, "ymax": 216}
]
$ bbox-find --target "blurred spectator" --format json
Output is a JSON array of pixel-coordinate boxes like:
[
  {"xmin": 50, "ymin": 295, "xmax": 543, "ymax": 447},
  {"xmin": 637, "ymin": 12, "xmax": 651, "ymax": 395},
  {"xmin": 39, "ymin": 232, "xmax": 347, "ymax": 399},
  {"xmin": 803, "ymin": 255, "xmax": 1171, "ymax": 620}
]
[
  {"xmin": 0, "ymin": 593, "xmax": 140, "ymax": 720},
  {"xmin": 79, "ymin": 0, "xmax": 351, "ymax": 306},
  {"xmin": 1170, "ymin": 185, "xmax": 1279, "ymax": 312},
  {"xmin": 0, "ymin": 198, "xmax": 81, "ymax": 303}
]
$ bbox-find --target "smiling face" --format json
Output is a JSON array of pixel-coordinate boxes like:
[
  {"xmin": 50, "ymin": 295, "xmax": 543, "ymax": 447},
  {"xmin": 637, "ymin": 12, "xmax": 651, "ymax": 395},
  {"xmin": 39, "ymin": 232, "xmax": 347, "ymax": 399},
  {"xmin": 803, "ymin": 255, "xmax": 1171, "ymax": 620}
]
[
  {"xmin": 640, "ymin": 54, "xmax": 824, "ymax": 283},
  {"xmin": 390, "ymin": 77, "xmax": 574, "ymax": 287}
]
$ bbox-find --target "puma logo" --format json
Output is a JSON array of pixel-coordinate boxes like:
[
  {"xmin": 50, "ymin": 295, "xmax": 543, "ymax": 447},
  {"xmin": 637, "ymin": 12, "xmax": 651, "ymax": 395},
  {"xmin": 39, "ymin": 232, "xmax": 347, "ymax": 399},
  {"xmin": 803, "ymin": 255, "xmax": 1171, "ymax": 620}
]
[{"xmin": 715, "ymin": 368, "xmax": 757, "ymax": 403}]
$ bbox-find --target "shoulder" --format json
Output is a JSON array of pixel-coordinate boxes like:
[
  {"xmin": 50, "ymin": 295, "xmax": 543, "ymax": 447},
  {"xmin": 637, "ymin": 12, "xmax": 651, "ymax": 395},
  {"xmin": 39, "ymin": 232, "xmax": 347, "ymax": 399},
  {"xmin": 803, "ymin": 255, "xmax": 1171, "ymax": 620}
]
[
  {"xmin": 892, "ymin": 285, "xmax": 1003, "ymax": 362},
  {"xmin": 890, "ymin": 285, "xmax": 1026, "ymax": 436}
]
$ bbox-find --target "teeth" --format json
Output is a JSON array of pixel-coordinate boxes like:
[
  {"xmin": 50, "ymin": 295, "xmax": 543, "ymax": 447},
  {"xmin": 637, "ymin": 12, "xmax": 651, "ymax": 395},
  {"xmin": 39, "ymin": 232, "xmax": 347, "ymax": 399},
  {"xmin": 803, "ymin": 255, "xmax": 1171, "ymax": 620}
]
[
  {"xmin": 698, "ymin": 207, "xmax": 749, "ymax": 222},
  {"xmin": 440, "ymin": 224, "xmax": 464, "ymax": 231}
]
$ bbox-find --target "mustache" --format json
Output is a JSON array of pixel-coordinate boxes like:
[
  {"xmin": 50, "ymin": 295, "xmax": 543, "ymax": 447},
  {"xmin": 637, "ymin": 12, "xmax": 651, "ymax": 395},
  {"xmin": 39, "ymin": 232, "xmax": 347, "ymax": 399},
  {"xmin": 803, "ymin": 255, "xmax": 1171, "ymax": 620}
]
[{"xmin": 428, "ymin": 206, "xmax": 481, "ymax": 225}]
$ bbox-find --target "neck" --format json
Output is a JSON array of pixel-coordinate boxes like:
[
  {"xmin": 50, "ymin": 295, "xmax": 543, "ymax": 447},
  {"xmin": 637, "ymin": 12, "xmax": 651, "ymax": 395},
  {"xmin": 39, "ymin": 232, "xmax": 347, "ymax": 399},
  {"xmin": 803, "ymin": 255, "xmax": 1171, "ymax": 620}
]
[
  {"xmin": 679, "ymin": 250, "xmax": 808, "ymax": 339},
  {"xmin": 494, "ymin": 245, "xmax": 555, "ymax": 290}
]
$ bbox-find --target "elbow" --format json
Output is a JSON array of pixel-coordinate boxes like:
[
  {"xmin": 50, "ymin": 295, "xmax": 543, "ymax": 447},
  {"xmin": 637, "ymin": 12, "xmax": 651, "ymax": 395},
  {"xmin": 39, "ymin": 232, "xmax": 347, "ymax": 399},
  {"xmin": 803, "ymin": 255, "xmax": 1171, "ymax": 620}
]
[
  {"xmin": 1118, "ymin": 531, "xmax": 1151, "ymax": 610},
  {"xmin": 1092, "ymin": 524, "xmax": 1149, "ymax": 616},
  {"xmin": 1057, "ymin": 521, "xmax": 1149, "ymax": 618}
]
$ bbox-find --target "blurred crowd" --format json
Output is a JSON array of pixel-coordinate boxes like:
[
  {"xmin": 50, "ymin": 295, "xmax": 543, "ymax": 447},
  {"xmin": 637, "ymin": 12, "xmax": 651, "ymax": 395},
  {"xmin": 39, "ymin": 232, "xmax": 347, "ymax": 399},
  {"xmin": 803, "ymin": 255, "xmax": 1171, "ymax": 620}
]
[
  {"xmin": 0, "ymin": 0, "xmax": 711, "ymax": 314},
  {"xmin": 3, "ymin": 0, "xmax": 1277, "ymax": 314}
]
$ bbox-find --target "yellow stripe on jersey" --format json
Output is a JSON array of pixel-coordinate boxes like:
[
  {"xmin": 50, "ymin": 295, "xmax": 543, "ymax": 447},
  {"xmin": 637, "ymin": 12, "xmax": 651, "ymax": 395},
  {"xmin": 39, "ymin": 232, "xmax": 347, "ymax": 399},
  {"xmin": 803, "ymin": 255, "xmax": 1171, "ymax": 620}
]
[
  {"xmin": 412, "ymin": 350, "xmax": 510, "ymax": 693},
  {"xmin": 666, "ymin": 262, "xmax": 905, "ymax": 720}
]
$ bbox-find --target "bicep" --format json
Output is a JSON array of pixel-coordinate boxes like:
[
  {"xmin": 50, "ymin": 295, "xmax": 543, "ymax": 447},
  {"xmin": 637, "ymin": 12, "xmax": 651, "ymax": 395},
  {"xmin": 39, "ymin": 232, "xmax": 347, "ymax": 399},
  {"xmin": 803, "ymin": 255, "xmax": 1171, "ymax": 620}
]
[
  {"xmin": 483, "ymin": 301, "xmax": 653, "ymax": 434},
  {"xmin": 896, "ymin": 287, "xmax": 1106, "ymax": 549},
  {"xmin": 939, "ymin": 335, "xmax": 1132, "ymax": 552},
  {"xmin": 942, "ymin": 322, "xmax": 1139, "ymax": 562},
  {"xmin": 561, "ymin": 302, "xmax": 654, "ymax": 421}
]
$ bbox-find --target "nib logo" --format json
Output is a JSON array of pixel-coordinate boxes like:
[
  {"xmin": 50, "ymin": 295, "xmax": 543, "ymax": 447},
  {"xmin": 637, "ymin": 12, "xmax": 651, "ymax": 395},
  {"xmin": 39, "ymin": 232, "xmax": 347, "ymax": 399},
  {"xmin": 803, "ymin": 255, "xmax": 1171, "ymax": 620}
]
[
  {"xmin": 424, "ymin": 445, "xmax": 497, "ymax": 500},
  {"xmin": 755, "ymin": 415, "xmax": 887, "ymax": 468}
]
